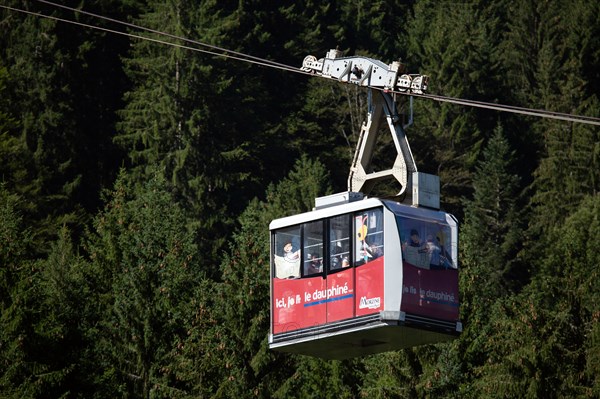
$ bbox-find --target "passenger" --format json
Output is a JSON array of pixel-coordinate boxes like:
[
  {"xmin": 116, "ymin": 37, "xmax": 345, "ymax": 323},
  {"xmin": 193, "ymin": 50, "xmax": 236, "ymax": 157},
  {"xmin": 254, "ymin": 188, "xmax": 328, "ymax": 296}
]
[
  {"xmin": 424, "ymin": 234, "xmax": 443, "ymax": 269},
  {"xmin": 306, "ymin": 253, "xmax": 322, "ymax": 275},
  {"xmin": 436, "ymin": 233, "xmax": 453, "ymax": 269},
  {"xmin": 409, "ymin": 230, "xmax": 421, "ymax": 247},
  {"xmin": 331, "ymin": 238, "xmax": 351, "ymax": 270},
  {"xmin": 360, "ymin": 239, "xmax": 378, "ymax": 261},
  {"xmin": 274, "ymin": 241, "xmax": 300, "ymax": 279},
  {"xmin": 360, "ymin": 240, "xmax": 374, "ymax": 263},
  {"xmin": 341, "ymin": 257, "xmax": 350, "ymax": 268},
  {"xmin": 283, "ymin": 242, "xmax": 299, "ymax": 261},
  {"xmin": 403, "ymin": 229, "xmax": 421, "ymax": 251}
]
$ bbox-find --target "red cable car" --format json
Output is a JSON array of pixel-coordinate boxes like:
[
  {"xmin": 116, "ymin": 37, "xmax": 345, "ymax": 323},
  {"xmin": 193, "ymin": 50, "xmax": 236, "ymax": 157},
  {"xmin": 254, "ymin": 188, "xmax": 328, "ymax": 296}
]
[
  {"xmin": 270, "ymin": 55, "xmax": 461, "ymax": 359},
  {"xmin": 269, "ymin": 192, "xmax": 461, "ymax": 360}
]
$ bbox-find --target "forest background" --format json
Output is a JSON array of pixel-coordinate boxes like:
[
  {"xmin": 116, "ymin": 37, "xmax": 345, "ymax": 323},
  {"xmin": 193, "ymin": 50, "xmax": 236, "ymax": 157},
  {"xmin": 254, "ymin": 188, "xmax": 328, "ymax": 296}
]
[{"xmin": 1, "ymin": 0, "xmax": 600, "ymax": 398}]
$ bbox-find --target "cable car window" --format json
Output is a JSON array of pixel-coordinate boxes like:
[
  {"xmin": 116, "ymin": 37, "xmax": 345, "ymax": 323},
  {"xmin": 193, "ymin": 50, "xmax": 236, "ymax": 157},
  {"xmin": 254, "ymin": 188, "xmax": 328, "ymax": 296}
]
[
  {"xmin": 398, "ymin": 218, "xmax": 455, "ymax": 270},
  {"xmin": 303, "ymin": 221, "xmax": 323, "ymax": 276},
  {"xmin": 354, "ymin": 208, "xmax": 384, "ymax": 266},
  {"xmin": 273, "ymin": 226, "xmax": 301, "ymax": 279},
  {"xmin": 329, "ymin": 215, "xmax": 350, "ymax": 271}
]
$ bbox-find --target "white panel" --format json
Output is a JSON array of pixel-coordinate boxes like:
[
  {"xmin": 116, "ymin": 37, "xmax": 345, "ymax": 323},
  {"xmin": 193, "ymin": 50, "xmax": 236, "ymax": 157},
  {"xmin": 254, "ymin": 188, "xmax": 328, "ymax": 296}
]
[{"xmin": 383, "ymin": 207, "xmax": 403, "ymax": 311}]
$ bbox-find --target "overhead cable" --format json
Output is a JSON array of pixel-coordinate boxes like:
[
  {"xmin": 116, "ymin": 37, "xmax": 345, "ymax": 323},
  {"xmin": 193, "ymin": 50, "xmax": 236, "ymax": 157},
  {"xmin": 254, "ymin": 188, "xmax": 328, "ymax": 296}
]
[
  {"xmin": 0, "ymin": 4, "xmax": 303, "ymax": 74},
  {"xmin": 2, "ymin": 3, "xmax": 600, "ymax": 127},
  {"xmin": 33, "ymin": 0, "xmax": 297, "ymax": 72},
  {"xmin": 401, "ymin": 92, "xmax": 600, "ymax": 126}
]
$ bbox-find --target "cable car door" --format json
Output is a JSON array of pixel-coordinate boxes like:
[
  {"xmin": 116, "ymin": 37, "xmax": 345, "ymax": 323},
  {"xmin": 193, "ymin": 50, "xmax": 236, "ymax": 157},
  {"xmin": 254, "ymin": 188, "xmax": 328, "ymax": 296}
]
[
  {"xmin": 354, "ymin": 209, "xmax": 385, "ymax": 317},
  {"xmin": 272, "ymin": 224, "xmax": 326, "ymax": 334},
  {"xmin": 301, "ymin": 221, "xmax": 327, "ymax": 329},
  {"xmin": 326, "ymin": 215, "xmax": 354, "ymax": 322}
]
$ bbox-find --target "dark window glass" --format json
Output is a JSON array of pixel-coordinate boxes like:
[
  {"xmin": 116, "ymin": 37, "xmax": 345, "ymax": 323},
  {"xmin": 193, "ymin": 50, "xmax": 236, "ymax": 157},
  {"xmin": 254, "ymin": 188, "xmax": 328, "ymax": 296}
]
[
  {"xmin": 398, "ymin": 217, "xmax": 455, "ymax": 270},
  {"xmin": 303, "ymin": 221, "xmax": 323, "ymax": 276},
  {"xmin": 273, "ymin": 226, "xmax": 301, "ymax": 279},
  {"xmin": 353, "ymin": 208, "xmax": 384, "ymax": 266},
  {"xmin": 329, "ymin": 215, "xmax": 350, "ymax": 271}
]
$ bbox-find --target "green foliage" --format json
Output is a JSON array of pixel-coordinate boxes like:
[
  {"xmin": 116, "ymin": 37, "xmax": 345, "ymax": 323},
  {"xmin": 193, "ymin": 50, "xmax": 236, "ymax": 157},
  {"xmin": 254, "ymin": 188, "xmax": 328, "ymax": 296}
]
[
  {"xmin": 0, "ymin": 185, "xmax": 34, "ymax": 396},
  {"xmin": 265, "ymin": 154, "xmax": 333, "ymax": 218},
  {"xmin": 0, "ymin": 0, "xmax": 129, "ymax": 252},
  {"xmin": 461, "ymin": 125, "xmax": 524, "ymax": 302},
  {"xmin": 0, "ymin": 185, "xmax": 75, "ymax": 397},
  {"xmin": 471, "ymin": 194, "xmax": 600, "ymax": 398},
  {"xmin": 455, "ymin": 125, "xmax": 528, "ymax": 395},
  {"xmin": 360, "ymin": 351, "xmax": 420, "ymax": 398},
  {"xmin": 212, "ymin": 156, "xmax": 332, "ymax": 397},
  {"xmin": 272, "ymin": 357, "xmax": 364, "ymax": 399},
  {"xmin": 0, "ymin": 185, "xmax": 30, "ymax": 304},
  {"xmin": 163, "ymin": 279, "xmax": 228, "ymax": 398},
  {"xmin": 1, "ymin": 0, "xmax": 600, "ymax": 397},
  {"xmin": 0, "ymin": 64, "xmax": 23, "ymax": 193},
  {"xmin": 0, "ymin": 4, "xmax": 80, "ymax": 244},
  {"xmin": 522, "ymin": 0, "xmax": 600, "ymax": 239},
  {"xmin": 33, "ymin": 226, "xmax": 94, "ymax": 397},
  {"xmin": 84, "ymin": 170, "xmax": 203, "ymax": 398},
  {"xmin": 406, "ymin": 0, "xmax": 509, "ymax": 214}
]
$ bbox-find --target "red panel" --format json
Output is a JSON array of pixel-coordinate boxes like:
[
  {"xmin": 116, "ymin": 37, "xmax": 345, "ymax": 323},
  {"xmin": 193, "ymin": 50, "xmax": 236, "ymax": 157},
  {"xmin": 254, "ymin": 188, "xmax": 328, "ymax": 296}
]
[
  {"xmin": 272, "ymin": 276, "xmax": 326, "ymax": 334},
  {"xmin": 355, "ymin": 256, "xmax": 385, "ymax": 316},
  {"xmin": 326, "ymin": 268, "xmax": 355, "ymax": 322},
  {"xmin": 401, "ymin": 262, "xmax": 459, "ymax": 320}
]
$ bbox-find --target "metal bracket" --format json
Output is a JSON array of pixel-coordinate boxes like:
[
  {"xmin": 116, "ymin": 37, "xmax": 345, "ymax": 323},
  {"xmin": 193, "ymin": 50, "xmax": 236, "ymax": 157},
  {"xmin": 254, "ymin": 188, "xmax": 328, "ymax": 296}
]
[{"xmin": 348, "ymin": 89, "xmax": 417, "ymax": 200}]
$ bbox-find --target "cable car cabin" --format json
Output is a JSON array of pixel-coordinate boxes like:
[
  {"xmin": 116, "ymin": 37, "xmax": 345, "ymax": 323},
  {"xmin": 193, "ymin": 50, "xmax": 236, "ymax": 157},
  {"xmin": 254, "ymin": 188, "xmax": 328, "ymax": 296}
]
[{"xmin": 268, "ymin": 195, "xmax": 461, "ymax": 360}]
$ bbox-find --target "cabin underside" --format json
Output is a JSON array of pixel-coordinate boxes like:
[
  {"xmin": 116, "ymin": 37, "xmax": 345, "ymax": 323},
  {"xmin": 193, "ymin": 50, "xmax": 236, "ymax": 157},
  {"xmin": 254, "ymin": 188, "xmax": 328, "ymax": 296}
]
[{"xmin": 269, "ymin": 312, "xmax": 461, "ymax": 360}]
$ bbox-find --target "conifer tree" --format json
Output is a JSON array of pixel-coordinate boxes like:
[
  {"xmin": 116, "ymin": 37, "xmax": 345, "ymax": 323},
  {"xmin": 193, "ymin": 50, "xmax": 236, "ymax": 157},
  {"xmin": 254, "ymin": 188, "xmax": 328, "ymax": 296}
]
[
  {"xmin": 0, "ymin": 5, "xmax": 82, "ymax": 246},
  {"xmin": 359, "ymin": 351, "xmax": 421, "ymax": 398},
  {"xmin": 0, "ymin": 1, "xmax": 131, "ymax": 250},
  {"xmin": 0, "ymin": 64, "xmax": 23, "ymax": 193},
  {"xmin": 0, "ymin": 185, "xmax": 43, "ymax": 396},
  {"xmin": 461, "ymin": 125, "xmax": 524, "ymax": 299},
  {"xmin": 457, "ymin": 125, "xmax": 525, "ymax": 392},
  {"xmin": 212, "ymin": 156, "xmax": 340, "ymax": 397},
  {"xmin": 406, "ymin": 1, "xmax": 506, "ymax": 214},
  {"xmin": 471, "ymin": 194, "xmax": 600, "ymax": 397},
  {"xmin": 116, "ymin": 0, "xmax": 283, "ymax": 265},
  {"xmin": 84, "ymin": 171, "xmax": 202, "ymax": 398},
  {"xmin": 505, "ymin": 2, "xmax": 600, "ymax": 307},
  {"xmin": 527, "ymin": 0, "xmax": 600, "ymax": 238},
  {"xmin": 33, "ymin": 227, "xmax": 93, "ymax": 396}
]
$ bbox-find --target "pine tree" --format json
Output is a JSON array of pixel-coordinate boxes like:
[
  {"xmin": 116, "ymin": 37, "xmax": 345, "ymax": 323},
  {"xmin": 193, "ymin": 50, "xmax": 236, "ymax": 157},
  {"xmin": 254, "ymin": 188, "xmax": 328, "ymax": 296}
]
[
  {"xmin": 0, "ymin": 1, "xmax": 132, "ymax": 250},
  {"xmin": 471, "ymin": 194, "xmax": 600, "ymax": 397},
  {"xmin": 0, "ymin": 64, "xmax": 24, "ymax": 193},
  {"xmin": 116, "ymin": 0, "xmax": 280, "ymax": 265},
  {"xmin": 84, "ymin": 171, "xmax": 203, "ymax": 398},
  {"xmin": 528, "ymin": 0, "xmax": 600, "ymax": 237},
  {"xmin": 32, "ymin": 227, "xmax": 93, "ymax": 397},
  {"xmin": 457, "ymin": 125, "xmax": 525, "ymax": 394},
  {"xmin": 359, "ymin": 351, "xmax": 421, "ymax": 398},
  {"xmin": 211, "ymin": 156, "xmax": 339, "ymax": 397},
  {"xmin": 406, "ymin": 0, "xmax": 507, "ymax": 214},
  {"xmin": 0, "ymin": 4, "xmax": 82, "ymax": 246},
  {"xmin": 462, "ymin": 125, "xmax": 524, "ymax": 300},
  {"xmin": 0, "ymin": 184, "xmax": 44, "ymax": 396}
]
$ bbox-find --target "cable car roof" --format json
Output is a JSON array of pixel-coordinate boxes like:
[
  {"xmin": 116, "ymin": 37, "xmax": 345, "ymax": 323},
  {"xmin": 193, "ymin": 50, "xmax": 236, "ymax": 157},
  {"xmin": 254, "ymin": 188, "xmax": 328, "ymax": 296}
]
[{"xmin": 269, "ymin": 197, "xmax": 455, "ymax": 231}]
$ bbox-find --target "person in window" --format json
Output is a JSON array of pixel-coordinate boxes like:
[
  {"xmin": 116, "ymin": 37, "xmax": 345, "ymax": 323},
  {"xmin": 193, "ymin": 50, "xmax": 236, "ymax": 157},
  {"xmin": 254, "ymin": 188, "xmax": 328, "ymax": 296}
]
[
  {"xmin": 306, "ymin": 253, "xmax": 322, "ymax": 275},
  {"xmin": 421, "ymin": 235, "xmax": 444, "ymax": 270},
  {"xmin": 436, "ymin": 232, "xmax": 453, "ymax": 269},
  {"xmin": 330, "ymin": 242, "xmax": 342, "ymax": 270},
  {"xmin": 403, "ymin": 229, "xmax": 422, "ymax": 251},
  {"xmin": 341, "ymin": 256, "xmax": 350, "ymax": 268},
  {"xmin": 361, "ymin": 240, "xmax": 377, "ymax": 260},
  {"xmin": 274, "ymin": 241, "xmax": 301, "ymax": 279},
  {"xmin": 409, "ymin": 230, "xmax": 422, "ymax": 247},
  {"xmin": 283, "ymin": 242, "xmax": 299, "ymax": 261}
]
